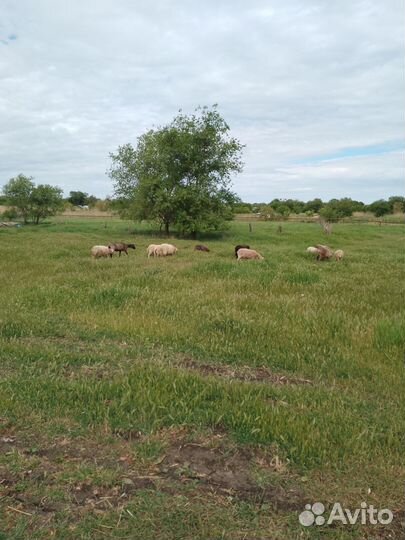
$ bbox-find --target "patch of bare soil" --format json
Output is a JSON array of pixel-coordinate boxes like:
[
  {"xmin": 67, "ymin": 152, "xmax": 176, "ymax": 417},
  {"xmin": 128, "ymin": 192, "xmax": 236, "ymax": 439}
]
[
  {"xmin": 181, "ymin": 358, "xmax": 312, "ymax": 386},
  {"xmin": 159, "ymin": 441, "xmax": 303, "ymax": 510},
  {"xmin": 0, "ymin": 426, "xmax": 304, "ymax": 535}
]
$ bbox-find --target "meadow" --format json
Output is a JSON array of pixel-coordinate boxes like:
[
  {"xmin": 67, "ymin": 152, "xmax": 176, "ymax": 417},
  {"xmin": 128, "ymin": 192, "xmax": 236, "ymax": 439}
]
[{"xmin": 0, "ymin": 218, "xmax": 404, "ymax": 539}]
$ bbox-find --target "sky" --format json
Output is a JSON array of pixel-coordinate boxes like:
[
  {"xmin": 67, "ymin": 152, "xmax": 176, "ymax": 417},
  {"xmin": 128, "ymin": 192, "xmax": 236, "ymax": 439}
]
[{"xmin": 0, "ymin": 0, "xmax": 403, "ymax": 203}]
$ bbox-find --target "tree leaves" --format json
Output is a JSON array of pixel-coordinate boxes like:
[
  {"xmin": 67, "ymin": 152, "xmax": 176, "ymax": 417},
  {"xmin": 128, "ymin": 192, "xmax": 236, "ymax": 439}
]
[{"xmin": 108, "ymin": 106, "xmax": 244, "ymax": 235}]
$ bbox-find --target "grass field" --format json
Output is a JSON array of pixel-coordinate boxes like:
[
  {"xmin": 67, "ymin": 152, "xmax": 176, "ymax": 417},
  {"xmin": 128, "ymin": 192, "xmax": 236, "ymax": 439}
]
[{"xmin": 0, "ymin": 219, "xmax": 404, "ymax": 539}]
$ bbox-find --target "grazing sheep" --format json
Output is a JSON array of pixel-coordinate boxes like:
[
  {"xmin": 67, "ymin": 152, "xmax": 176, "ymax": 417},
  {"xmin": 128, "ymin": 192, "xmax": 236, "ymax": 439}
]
[
  {"xmin": 307, "ymin": 246, "xmax": 321, "ymax": 256},
  {"xmin": 147, "ymin": 244, "xmax": 158, "ymax": 258},
  {"xmin": 158, "ymin": 243, "xmax": 178, "ymax": 256},
  {"xmin": 315, "ymin": 244, "xmax": 333, "ymax": 260},
  {"xmin": 110, "ymin": 242, "xmax": 136, "ymax": 257},
  {"xmin": 91, "ymin": 245, "xmax": 114, "ymax": 259},
  {"xmin": 153, "ymin": 245, "xmax": 165, "ymax": 257},
  {"xmin": 237, "ymin": 248, "xmax": 264, "ymax": 261},
  {"xmin": 334, "ymin": 249, "xmax": 344, "ymax": 261},
  {"xmin": 234, "ymin": 244, "xmax": 250, "ymax": 258},
  {"xmin": 195, "ymin": 244, "xmax": 210, "ymax": 252},
  {"xmin": 307, "ymin": 245, "xmax": 334, "ymax": 261}
]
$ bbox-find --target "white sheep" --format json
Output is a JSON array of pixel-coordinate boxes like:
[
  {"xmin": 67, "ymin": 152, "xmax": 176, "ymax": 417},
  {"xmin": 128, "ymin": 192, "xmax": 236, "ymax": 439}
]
[
  {"xmin": 154, "ymin": 245, "xmax": 164, "ymax": 257},
  {"xmin": 334, "ymin": 249, "xmax": 344, "ymax": 261},
  {"xmin": 156, "ymin": 243, "xmax": 178, "ymax": 257},
  {"xmin": 307, "ymin": 246, "xmax": 320, "ymax": 256},
  {"xmin": 147, "ymin": 244, "xmax": 158, "ymax": 258},
  {"xmin": 237, "ymin": 248, "xmax": 264, "ymax": 261},
  {"xmin": 91, "ymin": 245, "xmax": 114, "ymax": 259}
]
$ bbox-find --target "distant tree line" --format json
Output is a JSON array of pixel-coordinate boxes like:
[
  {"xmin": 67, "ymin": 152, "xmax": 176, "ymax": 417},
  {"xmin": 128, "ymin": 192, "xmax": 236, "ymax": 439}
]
[
  {"xmin": 1, "ymin": 171, "xmax": 402, "ymax": 228},
  {"xmin": 0, "ymin": 178, "xmax": 115, "ymax": 223},
  {"xmin": 234, "ymin": 196, "xmax": 405, "ymax": 220}
]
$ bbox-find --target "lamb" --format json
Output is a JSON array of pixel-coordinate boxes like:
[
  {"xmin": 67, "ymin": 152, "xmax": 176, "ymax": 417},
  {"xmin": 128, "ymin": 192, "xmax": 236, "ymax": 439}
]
[
  {"xmin": 91, "ymin": 245, "xmax": 114, "ymax": 259},
  {"xmin": 109, "ymin": 242, "xmax": 136, "ymax": 257},
  {"xmin": 234, "ymin": 244, "xmax": 250, "ymax": 258},
  {"xmin": 237, "ymin": 248, "xmax": 264, "ymax": 261},
  {"xmin": 195, "ymin": 244, "xmax": 210, "ymax": 252},
  {"xmin": 334, "ymin": 249, "xmax": 344, "ymax": 261}
]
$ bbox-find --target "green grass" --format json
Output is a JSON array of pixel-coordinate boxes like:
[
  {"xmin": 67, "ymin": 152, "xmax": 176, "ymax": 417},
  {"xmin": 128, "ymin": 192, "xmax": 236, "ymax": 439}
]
[{"xmin": 0, "ymin": 218, "xmax": 404, "ymax": 539}]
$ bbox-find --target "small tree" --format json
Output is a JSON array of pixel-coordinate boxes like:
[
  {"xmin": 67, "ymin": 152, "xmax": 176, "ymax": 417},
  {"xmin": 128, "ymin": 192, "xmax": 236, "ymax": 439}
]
[
  {"xmin": 2, "ymin": 174, "xmax": 35, "ymax": 223},
  {"xmin": 108, "ymin": 106, "xmax": 244, "ymax": 235},
  {"xmin": 388, "ymin": 196, "xmax": 405, "ymax": 214},
  {"xmin": 319, "ymin": 206, "xmax": 338, "ymax": 235},
  {"xmin": 367, "ymin": 200, "xmax": 391, "ymax": 217},
  {"xmin": 305, "ymin": 198, "xmax": 323, "ymax": 213},
  {"xmin": 30, "ymin": 185, "xmax": 64, "ymax": 224},
  {"xmin": 277, "ymin": 204, "xmax": 291, "ymax": 218},
  {"xmin": 68, "ymin": 191, "xmax": 89, "ymax": 206},
  {"xmin": 319, "ymin": 206, "xmax": 339, "ymax": 222}
]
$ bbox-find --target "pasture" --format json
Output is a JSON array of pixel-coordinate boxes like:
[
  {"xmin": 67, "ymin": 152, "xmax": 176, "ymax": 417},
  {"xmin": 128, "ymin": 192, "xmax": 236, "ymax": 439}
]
[{"xmin": 0, "ymin": 219, "xmax": 404, "ymax": 539}]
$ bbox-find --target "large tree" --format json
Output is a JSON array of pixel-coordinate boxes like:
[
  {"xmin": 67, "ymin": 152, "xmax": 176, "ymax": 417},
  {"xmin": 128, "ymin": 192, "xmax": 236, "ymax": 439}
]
[
  {"xmin": 108, "ymin": 106, "xmax": 244, "ymax": 235},
  {"xmin": 2, "ymin": 175, "xmax": 64, "ymax": 224}
]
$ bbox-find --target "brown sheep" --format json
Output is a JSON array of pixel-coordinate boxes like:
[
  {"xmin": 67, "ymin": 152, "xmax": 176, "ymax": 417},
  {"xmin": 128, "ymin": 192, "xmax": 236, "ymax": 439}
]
[
  {"xmin": 315, "ymin": 245, "xmax": 333, "ymax": 261},
  {"xmin": 109, "ymin": 243, "xmax": 136, "ymax": 257}
]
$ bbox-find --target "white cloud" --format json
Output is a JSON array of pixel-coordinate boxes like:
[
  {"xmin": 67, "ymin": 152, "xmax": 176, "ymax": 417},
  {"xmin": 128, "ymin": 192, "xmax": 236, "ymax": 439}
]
[{"xmin": 0, "ymin": 0, "xmax": 403, "ymax": 202}]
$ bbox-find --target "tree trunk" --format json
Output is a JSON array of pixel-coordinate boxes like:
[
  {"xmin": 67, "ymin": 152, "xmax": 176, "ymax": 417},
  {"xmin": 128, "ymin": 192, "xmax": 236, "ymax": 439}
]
[{"xmin": 165, "ymin": 221, "xmax": 170, "ymax": 236}]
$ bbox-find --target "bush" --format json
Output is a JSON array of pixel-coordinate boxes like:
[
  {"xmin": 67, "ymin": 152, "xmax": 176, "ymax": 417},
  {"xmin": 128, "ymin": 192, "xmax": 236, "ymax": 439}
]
[{"xmin": 1, "ymin": 208, "xmax": 18, "ymax": 221}]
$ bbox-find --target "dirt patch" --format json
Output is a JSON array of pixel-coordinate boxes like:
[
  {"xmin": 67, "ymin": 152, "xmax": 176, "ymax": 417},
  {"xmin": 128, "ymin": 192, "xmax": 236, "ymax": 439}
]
[
  {"xmin": 159, "ymin": 441, "xmax": 303, "ymax": 510},
  {"xmin": 0, "ymin": 425, "xmax": 304, "ymax": 533},
  {"xmin": 0, "ymin": 435, "xmax": 18, "ymax": 454},
  {"xmin": 70, "ymin": 477, "xmax": 158, "ymax": 509},
  {"xmin": 182, "ymin": 358, "xmax": 312, "ymax": 386}
]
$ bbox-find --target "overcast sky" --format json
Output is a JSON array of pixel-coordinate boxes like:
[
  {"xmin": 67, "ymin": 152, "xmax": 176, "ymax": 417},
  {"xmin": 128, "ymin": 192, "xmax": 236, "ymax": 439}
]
[{"xmin": 1, "ymin": 0, "xmax": 403, "ymax": 202}]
